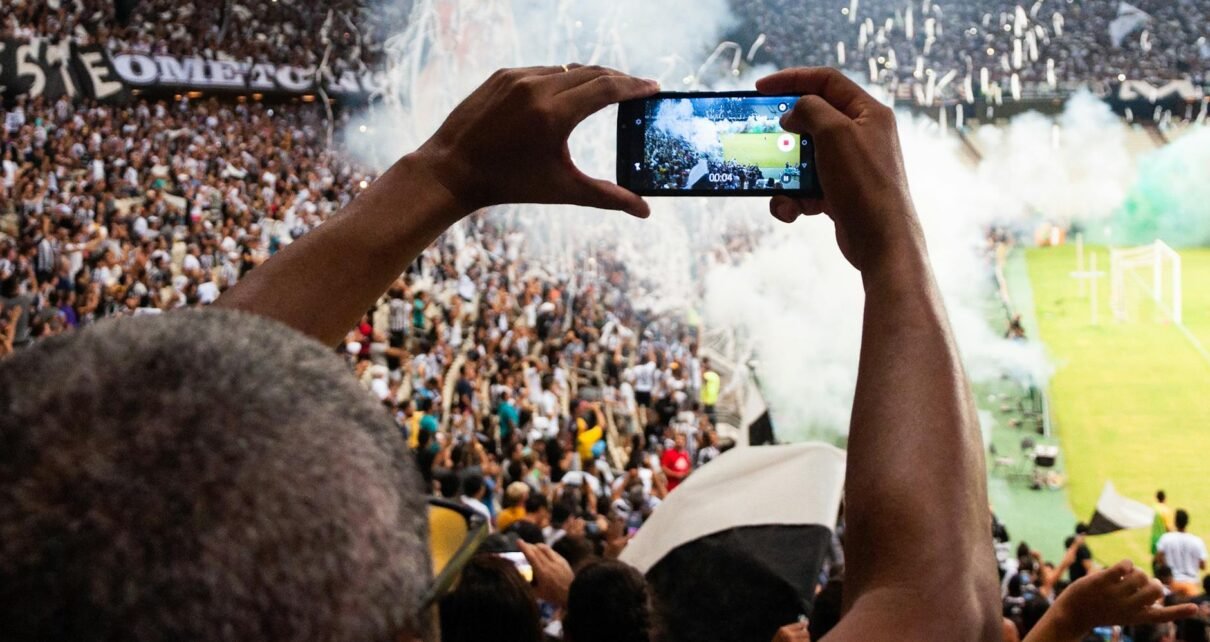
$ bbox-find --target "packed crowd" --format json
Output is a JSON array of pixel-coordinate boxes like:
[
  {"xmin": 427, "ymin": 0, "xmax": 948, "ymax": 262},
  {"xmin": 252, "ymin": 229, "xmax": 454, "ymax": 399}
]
[
  {"xmin": 0, "ymin": 0, "xmax": 407, "ymax": 76},
  {"xmin": 743, "ymin": 0, "xmax": 1209, "ymax": 97},
  {"xmin": 5, "ymin": 4, "xmax": 1209, "ymax": 639},
  {"xmin": 0, "ymin": 92, "xmax": 372, "ymax": 355},
  {"xmin": 640, "ymin": 129, "xmax": 774, "ymax": 191},
  {"xmin": 994, "ymin": 493, "xmax": 1210, "ymax": 641},
  {"xmin": 0, "ymin": 78, "xmax": 733, "ymax": 561}
]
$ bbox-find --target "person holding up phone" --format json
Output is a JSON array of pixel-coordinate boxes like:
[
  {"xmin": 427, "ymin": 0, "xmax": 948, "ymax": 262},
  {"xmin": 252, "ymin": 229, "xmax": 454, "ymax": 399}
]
[
  {"xmin": 749, "ymin": 67, "xmax": 1193, "ymax": 642},
  {"xmin": 3, "ymin": 63, "xmax": 1197, "ymax": 642}
]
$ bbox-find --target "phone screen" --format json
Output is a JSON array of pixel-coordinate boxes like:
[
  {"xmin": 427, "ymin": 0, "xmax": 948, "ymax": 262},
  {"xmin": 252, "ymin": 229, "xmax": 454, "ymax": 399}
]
[
  {"xmin": 616, "ymin": 92, "xmax": 820, "ymax": 198},
  {"xmin": 495, "ymin": 551, "xmax": 534, "ymax": 583}
]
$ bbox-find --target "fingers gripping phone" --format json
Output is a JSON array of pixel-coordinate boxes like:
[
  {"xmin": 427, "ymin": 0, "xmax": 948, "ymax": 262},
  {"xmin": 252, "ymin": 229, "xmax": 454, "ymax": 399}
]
[{"xmin": 616, "ymin": 91, "xmax": 821, "ymax": 198}]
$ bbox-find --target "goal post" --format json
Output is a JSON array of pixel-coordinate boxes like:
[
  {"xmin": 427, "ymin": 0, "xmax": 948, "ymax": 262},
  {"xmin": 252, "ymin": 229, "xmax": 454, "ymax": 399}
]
[{"xmin": 1110, "ymin": 240, "xmax": 1182, "ymax": 324}]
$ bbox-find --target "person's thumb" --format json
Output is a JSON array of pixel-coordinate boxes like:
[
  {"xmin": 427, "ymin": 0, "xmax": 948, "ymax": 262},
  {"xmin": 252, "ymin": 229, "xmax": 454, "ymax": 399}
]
[
  {"xmin": 781, "ymin": 95, "xmax": 851, "ymax": 141},
  {"xmin": 567, "ymin": 170, "xmax": 651, "ymax": 218}
]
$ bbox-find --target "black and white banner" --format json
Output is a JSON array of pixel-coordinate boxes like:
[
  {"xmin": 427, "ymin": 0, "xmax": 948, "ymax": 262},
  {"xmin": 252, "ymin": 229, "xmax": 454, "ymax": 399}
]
[
  {"xmin": 0, "ymin": 39, "xmax": 127, "ymax": 102},
  {"xmin": 109, "ymin": 52, "xmax": 386, "ymax": 97},
  {"xmin": 2, "ymin": 37, "xmax": 384, "ymax": 103},
  {"xmin": 1086, "ymin": 480, "xmax": 1155, "ymax": 536},
  {"xmin": 621, "ymin": 442, "xmax": 846, "ymax": 613}
]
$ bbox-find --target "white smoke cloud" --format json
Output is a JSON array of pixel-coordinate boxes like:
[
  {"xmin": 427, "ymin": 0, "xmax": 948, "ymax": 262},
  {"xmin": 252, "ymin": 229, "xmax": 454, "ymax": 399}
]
[
  {"xmin": 974, "ymin": 89, "xmax": 1136, "ymax": 224},
  {"xmin": 651, "ymin": 99, "xmax": 725, "ymax": 154}
]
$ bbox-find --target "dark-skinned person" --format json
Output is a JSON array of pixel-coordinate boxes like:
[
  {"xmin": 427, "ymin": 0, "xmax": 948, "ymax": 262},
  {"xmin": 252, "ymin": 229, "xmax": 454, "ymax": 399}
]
[{"xmin": 4, "ymin": 62, "xmax": 1199, "ymax": 642}]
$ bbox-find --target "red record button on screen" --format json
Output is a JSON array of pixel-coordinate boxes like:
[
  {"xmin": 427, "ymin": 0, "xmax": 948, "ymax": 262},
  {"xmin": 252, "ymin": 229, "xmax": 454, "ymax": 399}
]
[{"xmin": 777, "ymin": 134, "xmax": 795, "ymax": 152}]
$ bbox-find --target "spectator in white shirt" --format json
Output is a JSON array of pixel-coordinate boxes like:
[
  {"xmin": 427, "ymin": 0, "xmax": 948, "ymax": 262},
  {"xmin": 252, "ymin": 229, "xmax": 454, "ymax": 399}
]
[
  {"xmin": 1155, "ymin": 509, "xmax": 1208, "ymax": 596},
  {"xmin": 459, "ymin": 472, "xmax": 493, "ymax": 531}
]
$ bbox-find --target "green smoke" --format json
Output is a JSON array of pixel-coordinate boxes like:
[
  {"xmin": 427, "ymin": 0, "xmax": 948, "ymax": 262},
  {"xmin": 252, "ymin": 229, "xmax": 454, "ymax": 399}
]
[{"xmin": 1113, "ymin": 127, "xmax": 1210, "ymax": 248}]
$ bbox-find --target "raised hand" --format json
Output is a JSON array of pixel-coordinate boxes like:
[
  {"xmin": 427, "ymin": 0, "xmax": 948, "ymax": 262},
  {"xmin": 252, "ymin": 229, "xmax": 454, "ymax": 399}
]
[
  {"xmin": 756, "ymin": 67, "xmax": 922, "ymax": 273},
  {"xmin": 1026, "ymin": 559, "xmax": 1200, "ymax": 642},
  {"xmin": 518, "ymin": 540, "xmax": 574, "ymax": 608},
  {"xmin": 417, "ymin": 65, "xmax": 659, "ymax": 217}
]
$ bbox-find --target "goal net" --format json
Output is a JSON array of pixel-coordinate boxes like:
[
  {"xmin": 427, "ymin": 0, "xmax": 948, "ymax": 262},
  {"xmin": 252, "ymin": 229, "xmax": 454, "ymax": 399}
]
[{"xmin": 1110, "ymin": 241, "xmax": 1183, "ymax": 324}]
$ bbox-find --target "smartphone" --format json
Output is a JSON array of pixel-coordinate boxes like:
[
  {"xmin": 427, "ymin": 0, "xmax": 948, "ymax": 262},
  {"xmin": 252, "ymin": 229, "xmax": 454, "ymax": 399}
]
[
  {"xmin": 495, "ymin": 551, "xmax": 534, "ymax": 583},
  {"xmin": 616, "ymin": 91, "xmax": 821, "ymax": 198}
]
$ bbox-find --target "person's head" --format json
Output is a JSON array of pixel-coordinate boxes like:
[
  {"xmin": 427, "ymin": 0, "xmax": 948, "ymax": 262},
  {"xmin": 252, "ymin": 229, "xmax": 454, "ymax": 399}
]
[
  {"xmin": 1157, "ymin": 490, "xmax": 1166, "ymax": 503},
  {"xmin": 1016, "ymin": 541, "xmax": 1032, "ymax": 561},
  {"xmin": 1156, "ymin": 565, "xmax": 1174, "ymax": 586},
  {"xmin": 435, "ymin": 468, "xmax": 461, "ymax": 499},
  {"xmin": 0, "ymin": 309, "xmax": 433, "ymax": 640},
  {"xmin": 1130, "ymin": 622, "xmax": 1177, "ymax": 642},
  {"xmin": 647, "ymin": 540, "xmax": 802, "ymax": 642},
  {"xmin": 673, "ymin": 432, "xmax": 686, "ymax": 450},
  {"xmin": 1074, "ymin": 522, "xmax": 1089, "ymax": 536},
  {"xmin": 505, "ymin": 519, "xmax": 545, "ymax": 545},
  {"xmin": 438, "ymin": 554, "xmax": 542, "ymax": 642},
  {"xmin": 524, "ymin": 493, "xmax": 550, "ymax": 528},
  {"xmin": 565, "ymin": 560, "xmax": 651, "ymax": 642},
  {"xmin": 1176, "ymin": 509, "xmax": 1189, "ymax": 531},
  {"xmin": 462, "ymin": 472, "xmax": 485, "ymax": 499},
  {"xmin": 551, "ymin": 501, "xmax": 572, "ymax": 529},
  {"xmin": 552, "ymin": 534, "xmax": 597, "ymax": 570},
  {"xmin": 504, "ymin": 480, "xmax": 530, "ymax": 508}
]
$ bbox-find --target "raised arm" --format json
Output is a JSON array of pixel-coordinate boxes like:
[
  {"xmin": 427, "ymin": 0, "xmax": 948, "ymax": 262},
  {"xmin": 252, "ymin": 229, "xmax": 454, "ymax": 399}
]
[
  {"xmin": 1024, "ymin": 560, "xmax": 1196, "ymax": 642},
  {"xmin": 757, "ymin": 67, "xmax": 999, "ymax": 640},
  {"xmin": 216, "ymin": 66, "xmax": 657, "ymax": 346}
]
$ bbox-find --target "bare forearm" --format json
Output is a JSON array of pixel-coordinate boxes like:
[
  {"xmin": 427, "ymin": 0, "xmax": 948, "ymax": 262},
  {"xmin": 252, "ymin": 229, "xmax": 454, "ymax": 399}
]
[
  {"xmin": 843, "ymin": 235, "xmax": 997, "ymax": 625},
  {"xmin": 216, "ymin": 153, "xmax": 467, "ymax": 346}
]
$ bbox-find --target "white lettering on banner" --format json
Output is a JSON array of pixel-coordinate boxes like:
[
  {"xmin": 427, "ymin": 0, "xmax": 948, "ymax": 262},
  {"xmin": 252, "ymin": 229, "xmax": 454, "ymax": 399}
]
[
  {"xmin": 16, "ymin": 40, "xmax": 47, "ymax": 97},
  {"xmin": 248, "ymin": 63, "xmax": 276, "ymax": 89},
  {"xmin": 113, "ymin": 52, "xmax": 328, "ymax": 93},
  {"xmin": 208, "ymin": 59, "xmax": 247, "ymax": 89},
  {"xmin": 112, "ymin": 53, "xmax": 158, "ymax": 85},
  {"xmin": 155, "ymin": 55, "xmax": 208, "ymax": 85},
  {"xmin": 46, "ymin": 40, "xmax": 77, "ymax": 98},
  {"xmin": 1118, "ymin": 79, "xmax": 1202, "ymax": 101},
  {"xmin": 80, "ymin": 51, "xmax": 124, "ymax": 100},
  {"xmin": 275, "ymin": 65, "xmax": 312, "ymax": 91}
]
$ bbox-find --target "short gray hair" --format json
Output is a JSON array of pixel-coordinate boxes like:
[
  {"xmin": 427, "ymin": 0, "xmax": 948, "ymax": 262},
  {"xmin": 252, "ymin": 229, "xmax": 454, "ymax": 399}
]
[{"xmin": 0, "ymin": 308, "xmax": 431, "ymax": 641}]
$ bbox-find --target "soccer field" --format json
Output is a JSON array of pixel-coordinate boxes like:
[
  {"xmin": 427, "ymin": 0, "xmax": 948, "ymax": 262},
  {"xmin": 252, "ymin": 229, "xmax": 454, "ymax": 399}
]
[
  {"xmin": 721, "ymin": 133, "xmax": 798, "ymax": 168},
  {"xmin": 1026, "ymin": 245, "xmax": 1210, "ymax": 567}
]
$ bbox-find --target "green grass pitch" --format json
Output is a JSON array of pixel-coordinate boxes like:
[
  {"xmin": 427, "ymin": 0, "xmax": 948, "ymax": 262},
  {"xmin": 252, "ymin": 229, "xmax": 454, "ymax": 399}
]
[
  {"xmin": 1026, "ymin": 245, "xmax": 1210, "ymax": 568},
  {"xmin": 721, "ymin": 133, "xmax": 799, "ymax": 168}
]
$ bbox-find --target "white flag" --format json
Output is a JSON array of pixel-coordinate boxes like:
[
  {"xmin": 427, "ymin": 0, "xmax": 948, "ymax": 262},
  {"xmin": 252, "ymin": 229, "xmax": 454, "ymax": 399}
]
[
  {"xmin": 685, "ymin": 158, "xmax": 709, "ymax": 189},
  {"xmin": 621, "ymin": 442, "xmax": 846, "ymax": 584},
  {"xmin": 1086, "ymin": 480, "xmax": 1155, "ymax": 535}
]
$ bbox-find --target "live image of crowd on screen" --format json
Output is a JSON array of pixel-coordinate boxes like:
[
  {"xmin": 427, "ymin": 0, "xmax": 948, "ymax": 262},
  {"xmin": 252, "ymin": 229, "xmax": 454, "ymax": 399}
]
[{"xmin": 637, "ymin": 98, "xmax": 802, "ymax": 192}]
